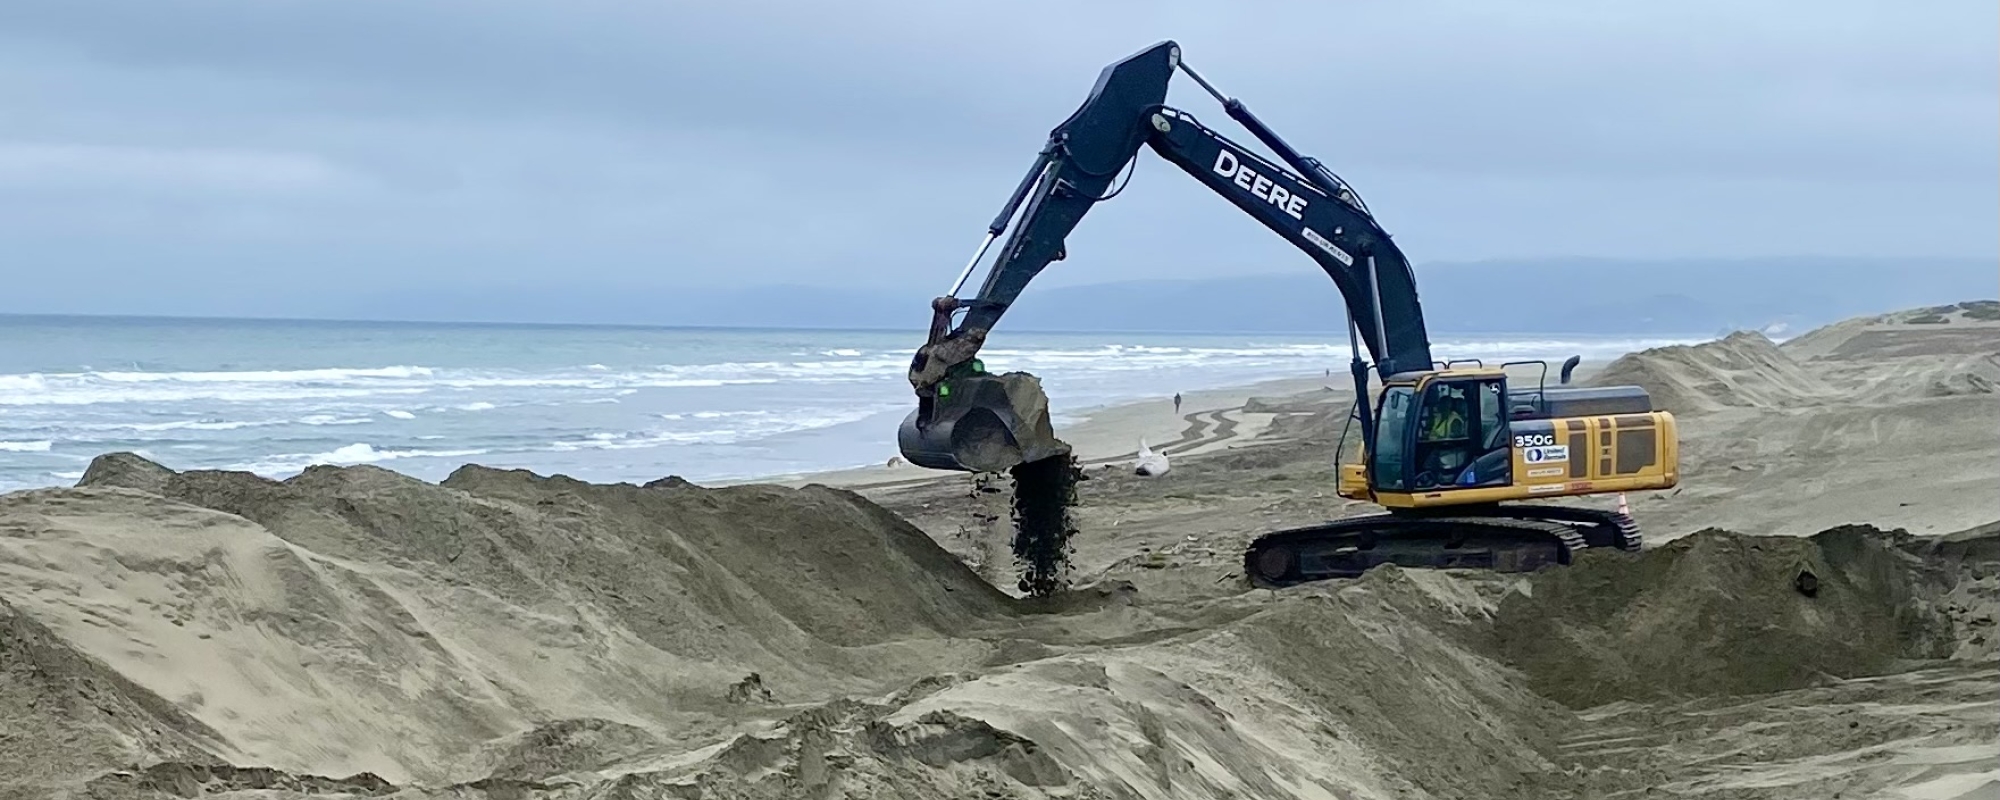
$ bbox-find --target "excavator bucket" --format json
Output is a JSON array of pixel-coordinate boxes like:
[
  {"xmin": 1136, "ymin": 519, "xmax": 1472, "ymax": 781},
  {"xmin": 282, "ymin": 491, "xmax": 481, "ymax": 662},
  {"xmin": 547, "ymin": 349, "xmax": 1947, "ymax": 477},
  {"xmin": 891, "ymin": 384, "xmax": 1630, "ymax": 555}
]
[{"xmin": 897, "ymin": 371, "xmax": 1072, "ymax": 473}]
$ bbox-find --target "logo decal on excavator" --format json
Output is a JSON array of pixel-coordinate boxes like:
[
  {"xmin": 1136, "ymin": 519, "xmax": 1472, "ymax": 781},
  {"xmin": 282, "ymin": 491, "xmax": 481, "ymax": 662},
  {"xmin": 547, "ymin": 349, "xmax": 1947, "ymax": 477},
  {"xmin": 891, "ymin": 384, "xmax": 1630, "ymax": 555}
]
[
  {"xmin": 1302, "ymin": 227, "xmax": 1354, "ymax": 266},
  {"xmin": 1212, "ymin": 149, "xmax": 1308, "ymax": 220},
  {"xmin": 1524, "ymin": 445, "xmax": 1569, "ymax": 463}
]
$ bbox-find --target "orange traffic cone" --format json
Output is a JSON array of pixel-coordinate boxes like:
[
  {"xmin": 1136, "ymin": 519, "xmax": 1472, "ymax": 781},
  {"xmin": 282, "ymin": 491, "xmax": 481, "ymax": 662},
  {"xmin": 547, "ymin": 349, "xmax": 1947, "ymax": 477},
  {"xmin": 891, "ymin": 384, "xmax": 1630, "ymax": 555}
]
[{"xmin": 1616, "ymin": 492, "xmax": 1630, "ymax": 517}]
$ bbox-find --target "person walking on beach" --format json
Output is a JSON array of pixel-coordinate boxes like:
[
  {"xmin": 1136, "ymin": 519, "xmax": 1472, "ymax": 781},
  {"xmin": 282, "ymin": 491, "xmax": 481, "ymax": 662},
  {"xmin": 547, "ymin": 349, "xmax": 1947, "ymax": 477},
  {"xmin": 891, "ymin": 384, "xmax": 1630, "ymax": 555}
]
[{"xmin": 1173, "ymin": 392, "xmax": 1182, "ymax": 415}]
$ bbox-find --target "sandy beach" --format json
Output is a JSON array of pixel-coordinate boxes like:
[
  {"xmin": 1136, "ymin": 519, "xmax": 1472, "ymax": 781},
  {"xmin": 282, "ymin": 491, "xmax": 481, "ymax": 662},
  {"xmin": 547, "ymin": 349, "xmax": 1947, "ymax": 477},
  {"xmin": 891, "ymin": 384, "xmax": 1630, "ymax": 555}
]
[
  {"xmin": 755, "ymin": 374, "xmax": 1340, "ymax": 491},
  {"xmin": 3, "ymin": 301, "xmax": 1997, "ymax": 799}
]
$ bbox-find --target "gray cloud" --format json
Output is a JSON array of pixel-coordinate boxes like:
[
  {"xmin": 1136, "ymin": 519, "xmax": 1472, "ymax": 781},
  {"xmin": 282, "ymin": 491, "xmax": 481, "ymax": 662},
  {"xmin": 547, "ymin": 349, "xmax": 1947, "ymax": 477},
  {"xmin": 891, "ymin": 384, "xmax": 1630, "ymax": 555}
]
[{"xmin": 0, "ymin": 0, "xmax": 1993, "ymax": 319}]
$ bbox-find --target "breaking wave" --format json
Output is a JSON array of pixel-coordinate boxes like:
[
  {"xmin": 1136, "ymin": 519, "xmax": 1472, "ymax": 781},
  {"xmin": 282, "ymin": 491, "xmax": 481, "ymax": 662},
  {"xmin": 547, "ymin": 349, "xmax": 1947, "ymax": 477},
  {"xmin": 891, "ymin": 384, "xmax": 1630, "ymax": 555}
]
[
  {"xmin": 234, "ymin": 443, "xmax": 492, "ymax": 476},
  {"xmin": 1, "ymin": 329, "xmax": 1701, "ymax": 492},
  {"xmin": 0, "ymin": 336, "xmax": 1693, "ymax": 409},
  {"xmin": 220, "ymin": 406, "xmax": 893, "ymax": 479},
  {"xmin": 529, "ymin": 407, "xmax": 899, "ymax": 456},
  {"xmin": 8, "ymin": 415, "xmax": 376, "ymax": 439}
]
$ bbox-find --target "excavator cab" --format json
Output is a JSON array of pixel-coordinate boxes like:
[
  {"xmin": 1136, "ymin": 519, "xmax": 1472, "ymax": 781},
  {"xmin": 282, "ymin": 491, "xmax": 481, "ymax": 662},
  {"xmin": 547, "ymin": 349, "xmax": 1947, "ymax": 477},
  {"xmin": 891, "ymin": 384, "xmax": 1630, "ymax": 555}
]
[
  {"xmin": 1338, "ymin": 365, "xmax": 1679, "ymax": 511},
  {"xmin": 1341, "ymin": 369, "xmax": 1518, "ymax": 501}
]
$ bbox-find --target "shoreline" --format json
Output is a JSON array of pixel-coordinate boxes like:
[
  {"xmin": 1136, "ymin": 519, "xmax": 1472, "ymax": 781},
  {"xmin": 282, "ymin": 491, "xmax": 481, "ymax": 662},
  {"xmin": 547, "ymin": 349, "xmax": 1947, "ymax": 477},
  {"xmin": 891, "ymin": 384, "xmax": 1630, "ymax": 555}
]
[
  {"xmin": 747, "ymin": 358, "xmax": 1619, "ymax": 492},
  {"xmin": 0, "ymin": 361, "xmax": 1613, "ymax": 497},
  {"xmin": 1, "ymin": 322, "xmax": 1705, "ymax": 495},
  {"xmin": 745, "ymin": 372, "xmax": 1351, "ymax": 491}
]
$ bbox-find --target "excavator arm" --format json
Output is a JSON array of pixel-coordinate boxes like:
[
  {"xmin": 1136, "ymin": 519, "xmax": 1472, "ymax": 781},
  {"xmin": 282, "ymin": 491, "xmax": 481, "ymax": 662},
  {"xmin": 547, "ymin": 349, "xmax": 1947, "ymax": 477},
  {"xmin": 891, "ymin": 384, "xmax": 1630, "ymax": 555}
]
[{"xmin": 900, "ymin": 40, "xmax": 1434, "ymax": 472}]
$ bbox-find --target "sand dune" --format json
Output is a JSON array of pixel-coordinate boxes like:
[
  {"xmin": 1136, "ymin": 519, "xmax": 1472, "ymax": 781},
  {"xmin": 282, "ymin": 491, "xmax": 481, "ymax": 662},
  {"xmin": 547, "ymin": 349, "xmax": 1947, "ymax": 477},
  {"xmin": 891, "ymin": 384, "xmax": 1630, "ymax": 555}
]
[
  {"xmin": 1781, "ymin": 300, "xmax": 2000, "ymax": 361},
  {"xmin": 4, "ymin": 302, "xmax": 1998, "ymax": 799},
  {"xmin": 1618, "ymin": 311, "xmax": 2000, "ymax": 539},
  {"xmin": 2, "ymin": 462, "xmax": 1035, "ymax": 791},
  {"xmin": 8, "ymin": 476, "xmax": 1989, "ymax": 798},
  {"xmin": 0, "ymin": 597, "xmax": 228, "ymax": 792},
  {"xmin": 1590, "ymin": 330, "xmax": 1840, "ymax": 415}
]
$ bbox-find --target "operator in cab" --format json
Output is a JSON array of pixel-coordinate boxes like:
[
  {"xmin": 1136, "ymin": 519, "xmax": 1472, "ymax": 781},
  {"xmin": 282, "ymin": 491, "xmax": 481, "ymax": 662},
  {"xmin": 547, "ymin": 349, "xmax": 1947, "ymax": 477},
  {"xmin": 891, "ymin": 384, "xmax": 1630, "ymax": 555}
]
[
  {"xmin": 1417, "ymin": 384, "xmax": 1473, "ymax": 484},
  {"xmin": 1423, "ymin": 385, "xmax": 1469, "ymax": 443}
]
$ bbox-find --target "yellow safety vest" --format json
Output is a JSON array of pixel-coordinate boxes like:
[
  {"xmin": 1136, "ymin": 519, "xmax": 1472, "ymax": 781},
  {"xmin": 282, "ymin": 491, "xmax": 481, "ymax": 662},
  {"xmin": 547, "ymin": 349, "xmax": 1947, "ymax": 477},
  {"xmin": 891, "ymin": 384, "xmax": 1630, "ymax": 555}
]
[{"xmin": 1429, "ymin": 409, "xmax": 1466, "ymax": 440}]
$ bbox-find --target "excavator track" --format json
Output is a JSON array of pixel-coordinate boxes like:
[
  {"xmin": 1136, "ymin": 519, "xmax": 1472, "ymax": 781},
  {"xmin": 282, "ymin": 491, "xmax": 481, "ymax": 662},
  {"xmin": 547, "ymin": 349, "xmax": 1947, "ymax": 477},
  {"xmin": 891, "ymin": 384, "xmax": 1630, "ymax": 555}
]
[
  {"xmin": 1512, "ymin": 503, "xmax": 1644, "ymax": 552},
  {"xmin": 1243, "ymin": 504, "xmax": 1641, "ymax": 589}
]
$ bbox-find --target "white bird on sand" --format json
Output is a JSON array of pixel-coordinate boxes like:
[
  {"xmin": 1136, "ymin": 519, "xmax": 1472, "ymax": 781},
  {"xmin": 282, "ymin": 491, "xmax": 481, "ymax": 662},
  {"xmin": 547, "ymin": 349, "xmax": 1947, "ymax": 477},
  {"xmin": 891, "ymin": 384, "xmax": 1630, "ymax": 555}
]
[{"xmin": 1134, "ymin": 438, "xmax": 1171, "ymax": 477}]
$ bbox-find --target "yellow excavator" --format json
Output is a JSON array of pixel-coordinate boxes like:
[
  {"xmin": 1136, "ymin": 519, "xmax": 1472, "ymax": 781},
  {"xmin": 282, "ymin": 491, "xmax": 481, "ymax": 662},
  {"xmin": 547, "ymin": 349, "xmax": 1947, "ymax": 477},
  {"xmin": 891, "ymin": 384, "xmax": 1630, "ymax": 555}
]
[{"xmin": 896, "ymin": 41, "xmax": 1680, "ymax": 589}]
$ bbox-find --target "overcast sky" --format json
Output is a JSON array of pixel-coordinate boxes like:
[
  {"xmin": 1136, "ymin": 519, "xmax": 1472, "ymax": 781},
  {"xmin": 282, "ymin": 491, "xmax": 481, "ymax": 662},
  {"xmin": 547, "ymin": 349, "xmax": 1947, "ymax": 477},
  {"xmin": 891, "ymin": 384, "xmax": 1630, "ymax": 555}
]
[{"xmin": 1, "ymin": 0, "xmax": 1994, "ymax": 319}]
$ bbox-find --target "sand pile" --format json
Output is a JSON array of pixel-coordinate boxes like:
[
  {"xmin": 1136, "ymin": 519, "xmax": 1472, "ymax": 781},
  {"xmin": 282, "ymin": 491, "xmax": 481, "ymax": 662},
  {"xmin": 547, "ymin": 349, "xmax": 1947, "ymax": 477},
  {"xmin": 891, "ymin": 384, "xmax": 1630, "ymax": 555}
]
[
  {"xmin": 471, "ymin": 717, "xmax": 662, "ymax": 783},
  {"xmin": 1812, "ymin": 351, "xmax": 2000, "ymax": 404},
  {"xmin": 530, "ymin": 523, "xmax": 1993, "ymax": 800},
  {"xmin": 1591, "ymin": 330, "xmax": 1838, "ymax": 414},
  {"xmin": 567, "ymin": 568, "xmax": 1576, "ymax": 800},
  {"xmin": 2, "ymin": 455, "xmax": 1020, "ymax": 791},
  {"xmin": 1493, "ymin": 525, "xmax": 1959, "ymax": 708},
  {"xmin": 1620, "ymin": 306, "xmax": 2000, "ymax": 539},
  {"xmin": 0, "ymin": 598, "xmax": 229, "ymax": 795},
  {"xmin": 6, "ymin": 447, "xmax": 1997, "ymax": 798},
  {"xmin": 1782, "ymin": 300, "xmax": 1998, "ymax": 361},
  {"xmin": 1904, "ymin": 523, "xmax": 2000, "ymax": 662},
  {"xmin": 1779, "ymin": 317, "xmax": 1877, "ymax": 361}
]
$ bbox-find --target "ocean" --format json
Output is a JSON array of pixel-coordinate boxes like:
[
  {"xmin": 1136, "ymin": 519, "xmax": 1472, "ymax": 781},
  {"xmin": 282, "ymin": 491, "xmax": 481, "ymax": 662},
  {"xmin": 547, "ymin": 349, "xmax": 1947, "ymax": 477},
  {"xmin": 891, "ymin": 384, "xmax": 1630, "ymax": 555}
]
[{"xmin": 0, "ymin": 315, "xmax": 1703, "ymax": 492}]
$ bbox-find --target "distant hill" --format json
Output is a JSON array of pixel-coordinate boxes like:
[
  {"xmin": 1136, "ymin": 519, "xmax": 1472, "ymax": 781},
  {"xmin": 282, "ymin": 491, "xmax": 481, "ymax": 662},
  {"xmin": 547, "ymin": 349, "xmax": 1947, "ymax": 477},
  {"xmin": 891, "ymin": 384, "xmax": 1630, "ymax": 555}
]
[
  {"xmin": 333, "ymin": 256, "xmax": 1993, "ymax": 335},
  {"xmin": 996, "ymin": 257, "xmax": 1997, "ymax": 336}
]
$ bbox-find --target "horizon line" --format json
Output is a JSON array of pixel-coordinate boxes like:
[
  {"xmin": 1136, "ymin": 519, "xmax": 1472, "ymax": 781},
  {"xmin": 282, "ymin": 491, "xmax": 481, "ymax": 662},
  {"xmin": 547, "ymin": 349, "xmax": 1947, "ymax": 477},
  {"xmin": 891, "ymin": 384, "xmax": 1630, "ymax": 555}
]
[{"xmin": 0, "ymin": 311, "xmax": 1739, "ymax": 340}]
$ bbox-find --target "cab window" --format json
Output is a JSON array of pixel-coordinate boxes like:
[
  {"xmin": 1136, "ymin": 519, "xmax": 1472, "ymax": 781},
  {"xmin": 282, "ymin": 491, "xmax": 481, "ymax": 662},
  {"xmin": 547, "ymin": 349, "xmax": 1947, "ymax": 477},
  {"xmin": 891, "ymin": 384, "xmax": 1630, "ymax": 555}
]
[
  {"xmin": 1479, "ymin": 380, "xmax": 1505, "ymax": 448},
  {"xmin": 1405, "ymin": 377, "xmax": 1513, "ymax": 490},
  {"xmin": 1371, "ymin": 386, "xmax": 1414, "ymax": 491}
]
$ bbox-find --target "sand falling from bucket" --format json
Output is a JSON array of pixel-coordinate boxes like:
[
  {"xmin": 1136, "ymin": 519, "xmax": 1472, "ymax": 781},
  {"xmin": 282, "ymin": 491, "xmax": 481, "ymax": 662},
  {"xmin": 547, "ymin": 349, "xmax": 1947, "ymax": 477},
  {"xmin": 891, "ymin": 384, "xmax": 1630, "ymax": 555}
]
[{"xmin": 1007, "ymin": 454, "xmax": 1084, "ymax": 597}]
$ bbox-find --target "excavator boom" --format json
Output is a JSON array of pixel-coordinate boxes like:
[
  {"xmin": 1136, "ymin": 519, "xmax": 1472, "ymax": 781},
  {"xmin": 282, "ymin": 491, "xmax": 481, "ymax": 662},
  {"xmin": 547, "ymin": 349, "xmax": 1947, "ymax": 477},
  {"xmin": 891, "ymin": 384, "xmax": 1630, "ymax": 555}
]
[
  {"xmin": 903, "ymin": 40, "xmax": 1430, "ymax": 473},
  {"xmin": 911, "ymin": 40, "xmax": 1431, "ymax": 386}
]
